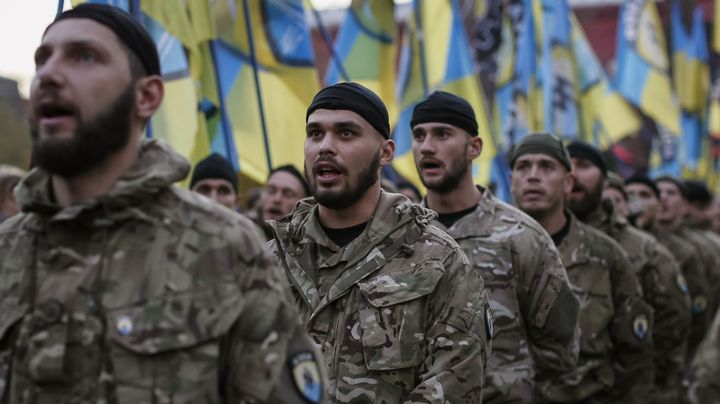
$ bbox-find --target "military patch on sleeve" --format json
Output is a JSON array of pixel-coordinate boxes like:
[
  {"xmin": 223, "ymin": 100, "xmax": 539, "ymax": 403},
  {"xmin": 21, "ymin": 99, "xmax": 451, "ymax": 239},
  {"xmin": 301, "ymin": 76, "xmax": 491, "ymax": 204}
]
[
  {"xmin": 485, "ymin": 303, "xmax": 494, "ymax": 340},
  {"xmin": 632, "ymin": 314, "xmax": 649, "ymax": 340},
  {"xmin": 692, "ymin": 296, "xmax": 707, "ymax": 314},
  {"xmin": 289, "ymin": 351, "xmax": 322, "ymax": 403},
  {"xmin": 676, "ymin": 274, "xmax": 689, "ymax": 295}
]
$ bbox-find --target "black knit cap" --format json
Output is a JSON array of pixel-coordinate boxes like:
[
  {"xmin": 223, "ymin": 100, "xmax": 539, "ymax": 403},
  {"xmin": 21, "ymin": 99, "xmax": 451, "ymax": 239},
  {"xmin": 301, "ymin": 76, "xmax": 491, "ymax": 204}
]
[
  {"xmin": 306, "ymin": 82, "xmax": 390, "ymax": 139},
  {"xmin": 625, "ymin": 174, "xmax": 660, "ymax": 198},
  {"xmin": 410, "ymin": 91, "xmax": 478, "ymax": 136},
  {"xmin": 655, "ymin": 176, "xmax": 688, "ymax": 199},
  {"xmin": 684, "ymin": 180, "xmax": 713, "ymax": 205},
  {"xmin": 509, "ymin": 132, "xmax": 571, "ymax": 171},
  {"xmin": 269, "ymin": 164, "xmax": 310, "ymax": 197},
  {"xmin": 49, "ymin": 4, "xmax": 161, "ymax": 77},
  {"xmin": 190, "ymin": 154, "xmax": 237, "ymax": 192},
  {"xmin": 567, "ymin": 141, "xmax": 607, "ymax": 176}
]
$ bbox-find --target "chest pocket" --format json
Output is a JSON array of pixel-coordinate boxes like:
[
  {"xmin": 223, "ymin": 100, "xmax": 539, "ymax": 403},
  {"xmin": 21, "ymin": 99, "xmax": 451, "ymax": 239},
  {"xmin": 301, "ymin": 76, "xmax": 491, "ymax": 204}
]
[
  {"xmin": 356, "ymin": 262, "xmax": 444, "ymax": 371},
  {"xmin": 568, "ymin": 262, "xmax": 614, "ymax": 354},
  {"xmin": 106, "ymin": 287, "xmax": 243, "ymax": 404}
]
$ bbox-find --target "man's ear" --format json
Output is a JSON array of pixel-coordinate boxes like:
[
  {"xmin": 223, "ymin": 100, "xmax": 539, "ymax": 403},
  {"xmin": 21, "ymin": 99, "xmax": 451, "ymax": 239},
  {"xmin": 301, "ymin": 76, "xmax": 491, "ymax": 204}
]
[
  {"xmin": 468, "ymin": 135, "xmax": 483, "ymax": 160},
  {"xmin": 134, "ymin": 75, "xmax": 164, "ymax": 120},
  {"xmin": 564, "ymin": 171, "xmax": 575, "ymax": 195},
  {"xmin": 380, "ymin": 139, "xmax": 396, "ymax": 166}
]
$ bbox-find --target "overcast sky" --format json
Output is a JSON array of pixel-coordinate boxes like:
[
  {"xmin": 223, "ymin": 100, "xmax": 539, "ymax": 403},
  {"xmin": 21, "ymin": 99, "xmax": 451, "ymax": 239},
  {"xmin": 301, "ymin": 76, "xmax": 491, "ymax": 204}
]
[{"xmin": 0, "ymin": 0, "xmax": 356, "ymax": 98}]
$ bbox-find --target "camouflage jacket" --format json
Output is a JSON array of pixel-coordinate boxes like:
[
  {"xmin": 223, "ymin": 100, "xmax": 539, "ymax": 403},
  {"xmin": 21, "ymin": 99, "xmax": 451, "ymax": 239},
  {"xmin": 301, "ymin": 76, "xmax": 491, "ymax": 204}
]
[
  {"xmin": 0, "ymin": 140, "xmax": 323, "ymax": 404},
  {"xmin": 269, "ymin": 191, "xmax": 492, "ymax": 403},
  {"xmin": 428, "ymin": 188, "xmax": 579, "ymax": 404},
  {"xmin": 587, "ymin": 202, "xmax": 690, "ymax": 394},
  {"xmin": 690, "ymin": 228, "xmax": 720, "ymax": 317},
  {"xmin": 648, "ymin": 225, "xmax": 711, "ymax": 361},
  {"xmin": 683, "ymin": 306, "xmax": 720, "ymax": 404},
  {"xmin": 543, "ymin": 212, "xmax": 654, "ymax": 403}
]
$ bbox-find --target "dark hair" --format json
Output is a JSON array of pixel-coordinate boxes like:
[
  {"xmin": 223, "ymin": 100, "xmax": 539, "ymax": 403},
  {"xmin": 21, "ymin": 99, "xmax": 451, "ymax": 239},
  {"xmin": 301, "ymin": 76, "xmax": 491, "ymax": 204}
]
[{"xmin": 269, "ymin": 165, "xmax": 310, "ymax": 197}]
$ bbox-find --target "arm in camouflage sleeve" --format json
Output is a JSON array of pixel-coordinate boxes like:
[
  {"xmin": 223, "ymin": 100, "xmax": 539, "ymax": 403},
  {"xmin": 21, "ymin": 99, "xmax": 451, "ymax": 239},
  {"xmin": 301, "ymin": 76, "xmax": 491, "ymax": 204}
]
[
  {"xmin": 682, "ymin": 252, "xmax": 712, "ymax": 359},
  {"xmin": 683, "ymin": 308, "xmax": 720, "ymax": 404},
  {"xmin": 641, "ymin": 244, "xmax": 691, "ymax": 389},
  {"xmin": 607, "ymin": 248, "xmax": 656, "ymax": 404},
  {"xmin": 402, "ymin": 248, "xmax": 491, "ymax": 404},
  {"xmin": 514, "ymin": 231, "xmax": 580, "ymax": 377},
  {"xmin": 222, "ymin": 229, "xmax": 327, "ymax": 404}
]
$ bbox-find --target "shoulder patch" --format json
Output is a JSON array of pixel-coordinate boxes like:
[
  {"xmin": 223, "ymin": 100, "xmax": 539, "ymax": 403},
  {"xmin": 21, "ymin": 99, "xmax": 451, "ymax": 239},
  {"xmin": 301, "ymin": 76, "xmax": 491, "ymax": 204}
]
[
  {"xmin": 289, "ymin": 351, "xmax": 322, "ymax": 403},
  {"xmin": 632, "ymin": 313, "xmax": 649, "ymax": 340},
  {"xmin": 692, "ymin": 296, "xmax": 707, "ymax": 314}
]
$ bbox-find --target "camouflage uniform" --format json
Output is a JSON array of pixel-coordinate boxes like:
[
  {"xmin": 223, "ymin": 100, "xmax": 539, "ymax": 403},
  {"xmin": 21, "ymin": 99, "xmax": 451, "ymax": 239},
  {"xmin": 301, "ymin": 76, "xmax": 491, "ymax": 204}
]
[
  {"xmin": 648, "ymin": 225, "xmax": 712, "ymax": 360},
  {"xmin": 540, "ymin": 212, "xmax": 654, "ymax": 404},
  {"xmin": 429, "ymin": 187, "xmax": 580, "ymax": 404},
  {"xmin": 0, "ymin": 140, "xmax": 323, "ymax": 404},
  {"xmin": 683, "ymin": 306, "xmax": 720, "ymax": 404},
  {"xmin": 269, "ymin": 191, "xmax": 492, "ymax": 403},
  {"xmin": 689, "ymin": 229, "xmax": 720, "ymax": 317},
  {"xmin": 586, "ymin": 201, "xmax": 691, "ymax": 399}
]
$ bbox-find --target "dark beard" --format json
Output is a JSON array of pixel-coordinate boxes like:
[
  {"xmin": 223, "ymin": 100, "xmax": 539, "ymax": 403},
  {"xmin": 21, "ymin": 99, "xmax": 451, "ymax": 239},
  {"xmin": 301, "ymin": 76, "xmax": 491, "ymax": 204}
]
[
  {"xmin": 421, "ymin": 154, "xmax": 469, "ymax": 193},
  {"xmin": 567, "ymin": 179, "xmax": 604, "ymax": 220},
  {"xmin": 305, "ymin": 153, "xmax": 380, "ymax": 210},
  {"xmin": 30, "ymin": 84, "xmax": 134, "ymax": 179}
]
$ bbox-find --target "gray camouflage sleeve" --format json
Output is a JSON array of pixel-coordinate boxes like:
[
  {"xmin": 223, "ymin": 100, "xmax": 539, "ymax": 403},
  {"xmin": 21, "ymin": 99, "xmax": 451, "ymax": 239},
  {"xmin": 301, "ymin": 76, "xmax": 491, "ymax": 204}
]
[
  {"xmin": 222, "ymin": 232, "xmax": 327, "ymax": 404},
  {"xmin": 403, "ymin": 248, "xmax": 491, "ymax": 404},
  {"xmin": 515, "ymin": 231, "xmax": 580, "ymax": 377},
  {"xmin": 607, "ymin": 249, "xmax": 656, "ymax": 404}
]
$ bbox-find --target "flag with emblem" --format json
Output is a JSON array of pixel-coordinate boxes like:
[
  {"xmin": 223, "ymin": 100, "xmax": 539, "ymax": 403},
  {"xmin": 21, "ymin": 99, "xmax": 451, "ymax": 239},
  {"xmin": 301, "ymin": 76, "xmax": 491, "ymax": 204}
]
[{"xmin": 538, "ymin": 0, "xmax": 579, "ymax": 140}]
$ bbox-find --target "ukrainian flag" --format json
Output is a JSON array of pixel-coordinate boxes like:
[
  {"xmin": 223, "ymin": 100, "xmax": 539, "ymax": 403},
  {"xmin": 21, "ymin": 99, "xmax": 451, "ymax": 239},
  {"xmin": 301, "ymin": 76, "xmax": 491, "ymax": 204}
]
[
  {"xmin": 210, "ymin": 0, "xmax": 319, "ymax": 184},
  {"xmin": 570, "ymin": 14, "xmax": 640, "ymax": 148},
  {"xmin": 393, "ymin": 0, "xmax": 494, "ymax": 189},
  {"xmin": 325, "ymin": 0, "xmax": 397, "ymax": 127},
  {"xmin": 615, "ymin": 0, "xmax": 680, "ymax": 136}
]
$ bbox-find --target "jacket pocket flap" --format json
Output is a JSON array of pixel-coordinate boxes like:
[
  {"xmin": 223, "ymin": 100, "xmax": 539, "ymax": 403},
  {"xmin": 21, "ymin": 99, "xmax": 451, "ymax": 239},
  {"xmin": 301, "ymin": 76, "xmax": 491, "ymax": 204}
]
[
  {"xmin": 358, "ymin": 260, "xmax": 444, "ymax": 307},
  {"xmin": 107, "ymin": 289, "xmax": 242, "ymax": 354}
]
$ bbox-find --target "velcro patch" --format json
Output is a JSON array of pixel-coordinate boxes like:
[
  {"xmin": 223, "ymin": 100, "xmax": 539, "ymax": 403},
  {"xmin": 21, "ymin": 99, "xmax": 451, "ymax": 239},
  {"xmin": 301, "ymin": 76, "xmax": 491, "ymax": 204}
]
[{"xmin": 289, "ymin": 351, "xmax": 322, "ymax": 403}]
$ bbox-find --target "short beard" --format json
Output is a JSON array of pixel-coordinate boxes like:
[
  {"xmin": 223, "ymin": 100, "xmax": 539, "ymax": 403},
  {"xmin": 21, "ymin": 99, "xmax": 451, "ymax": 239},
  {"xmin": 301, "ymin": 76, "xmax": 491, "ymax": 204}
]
[
  {"xmin": 30, "ymin": 84, "xmax": 135, "ymax": 179},
  {"xmin": 306, "ymin": 153, "xmax": 380, "ymax": 210},
  {"xmin": 567, "ymin": 179, "xmax": 604, "ymax": 221},
  {"xmin": 420, "ymin": 151, "xmax": 470, "ymax": 193}
]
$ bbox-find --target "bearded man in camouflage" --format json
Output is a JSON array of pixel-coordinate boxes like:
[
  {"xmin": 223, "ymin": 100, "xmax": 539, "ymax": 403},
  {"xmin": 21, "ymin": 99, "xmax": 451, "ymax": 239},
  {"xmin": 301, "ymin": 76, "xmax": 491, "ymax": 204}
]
[
  {"xmin": 269, "ymin": 82, "xmax": 493, "ymax": 403},
  {"xmin": 566, "ymin": 141, "xmax": 690, "ymax": 402},
  {"xmin": 510, "ymin": 133, "xmax": 654, "ymax": 404},
  {"xmin": 0, "ymin": 5, "xmax": 322, "ymax": 403},
  {"xmin": 411, "ymin": 92, "xmax": 580, "ymax": 404}
]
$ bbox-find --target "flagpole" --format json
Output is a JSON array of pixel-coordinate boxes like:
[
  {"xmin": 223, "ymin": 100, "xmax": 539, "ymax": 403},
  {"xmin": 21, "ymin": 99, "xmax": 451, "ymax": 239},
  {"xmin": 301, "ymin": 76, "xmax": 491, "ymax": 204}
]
[
  {"xmin": 241, "ymin": 0, "xmax": 273, "ymax": 172},
  {"xmin": 56, "ymin": 0, "xmax": 64, "ymax": 17},
  {"xmin": 209, "ymin": 41, "xmax": 241, "ymax": 168},
  {"xmin": 413, "ymin": 0, "xmax": 430, "ymax": 96},
  {"xmin": 308, "ymin": 2, "xmax": 351, "ymax": 83}
]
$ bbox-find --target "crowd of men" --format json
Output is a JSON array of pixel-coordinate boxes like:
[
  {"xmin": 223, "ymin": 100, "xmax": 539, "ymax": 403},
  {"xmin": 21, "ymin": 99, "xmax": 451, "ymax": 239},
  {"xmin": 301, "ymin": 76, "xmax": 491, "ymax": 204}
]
[{"xmin": 0, "ymin": 3, "xmax": 718, "ymax": 404}]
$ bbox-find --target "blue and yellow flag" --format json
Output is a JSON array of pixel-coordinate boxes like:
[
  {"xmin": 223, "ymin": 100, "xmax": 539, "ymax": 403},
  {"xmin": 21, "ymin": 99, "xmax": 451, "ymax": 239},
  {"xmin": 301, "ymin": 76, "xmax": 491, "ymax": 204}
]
[
  {"xmin": 538, "ymin": 0, "xmax": 579, "ymax": 139},
  {"xmin": 393, "ymin": 0, "xmax": 494, "ymax": 189},
  {"xmin": 325, "ymin": 0, "xmax": 397, "ymax": 126},
  {"xmin": 672, "ymin": 1, "xmax": 710, "ymax": 175},
  {"xmin": 571, "ymin": 14, "xmax": 640, "ymax": 147},
  {"xmin": 615, "ymin": 0, "xmax": 680, "ymax": 136},
  {"xmin": 210, "ymin": 0, "xmax": 320, "ymax": 184}
]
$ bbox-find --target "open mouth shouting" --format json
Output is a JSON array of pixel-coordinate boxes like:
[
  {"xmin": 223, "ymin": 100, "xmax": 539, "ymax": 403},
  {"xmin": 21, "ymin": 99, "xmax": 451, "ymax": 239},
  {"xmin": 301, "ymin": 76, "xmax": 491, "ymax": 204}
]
[
  {"xmin": 34, "ymin": 99, "xmax": 76, "ymax": 134},
  {"xmin": 419, "ymin": 158, "xmax": 443, "ymax": 177},
  {"xmin": 313, "ymin": 160, "xmax": 344, "ymax": 186}
]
